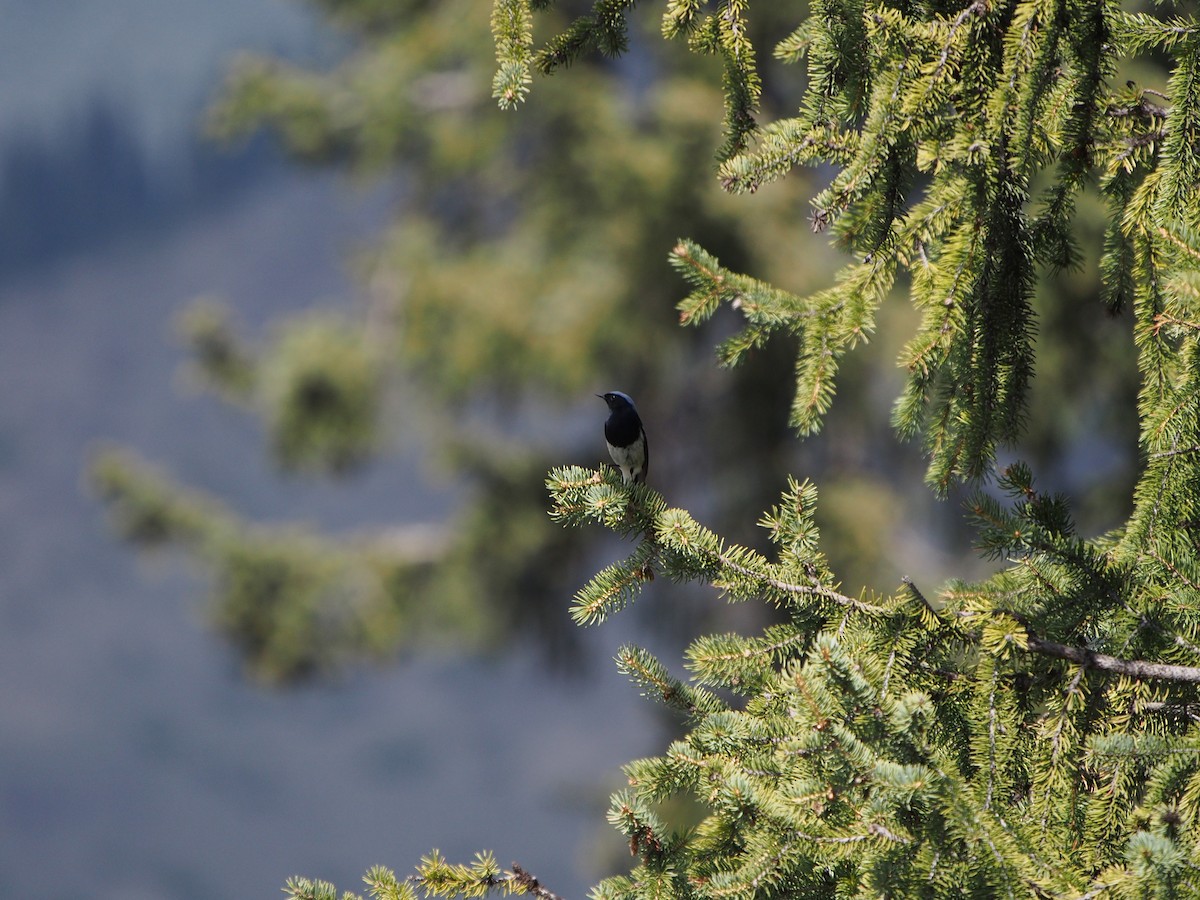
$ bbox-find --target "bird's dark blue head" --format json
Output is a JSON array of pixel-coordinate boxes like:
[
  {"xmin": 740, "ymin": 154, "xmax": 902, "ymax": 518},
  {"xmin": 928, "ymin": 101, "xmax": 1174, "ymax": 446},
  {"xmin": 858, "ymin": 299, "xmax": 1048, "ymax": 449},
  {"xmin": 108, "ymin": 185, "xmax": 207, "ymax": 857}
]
[{"xmin": 598, "ymin": 391, "xmax": 636, "ymax": 412}]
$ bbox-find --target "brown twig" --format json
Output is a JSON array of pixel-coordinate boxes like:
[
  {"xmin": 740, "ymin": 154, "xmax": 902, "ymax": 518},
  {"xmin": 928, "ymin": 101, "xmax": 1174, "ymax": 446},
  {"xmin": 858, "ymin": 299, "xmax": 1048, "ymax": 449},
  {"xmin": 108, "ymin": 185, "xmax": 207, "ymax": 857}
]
[
  {"xmin": 1025, "ymin": 634, "xmax": 1200, "ymax": 684},
  {"xmin": 509, "ymin": 864, "xmax": 565, "ymax": 900}
]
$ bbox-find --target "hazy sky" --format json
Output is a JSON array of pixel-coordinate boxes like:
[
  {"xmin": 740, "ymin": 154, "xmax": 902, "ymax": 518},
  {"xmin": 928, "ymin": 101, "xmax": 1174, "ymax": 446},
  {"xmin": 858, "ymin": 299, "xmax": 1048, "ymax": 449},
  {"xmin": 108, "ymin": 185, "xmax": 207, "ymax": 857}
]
[{"xmin": 0, "ymin": 0, "xmax": 328, "ymax": 157}]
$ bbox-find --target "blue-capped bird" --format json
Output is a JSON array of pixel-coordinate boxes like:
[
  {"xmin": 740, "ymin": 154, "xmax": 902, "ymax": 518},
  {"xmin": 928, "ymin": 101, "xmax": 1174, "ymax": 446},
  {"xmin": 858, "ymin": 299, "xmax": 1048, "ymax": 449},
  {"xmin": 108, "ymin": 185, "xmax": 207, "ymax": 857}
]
[{"xmin": 598, "ymin": 391, "xmax": 648, "ymax": 485}]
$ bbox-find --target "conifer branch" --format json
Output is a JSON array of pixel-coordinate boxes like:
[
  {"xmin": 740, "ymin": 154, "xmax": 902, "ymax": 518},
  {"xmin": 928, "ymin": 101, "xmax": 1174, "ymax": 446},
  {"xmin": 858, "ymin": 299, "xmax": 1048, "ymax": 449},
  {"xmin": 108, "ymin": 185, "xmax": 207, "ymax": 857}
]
[
  {"xmin": 491, "ymin": 0, "xmax": 534, "ymax": 107},
  {"xmin": 286, "ymin": 858, "xmax": 566, "ymax": 900},
  {"xmin": 929, "ymin": 0, "xmax": 989, "ymax": 88},
  {"xmin": 1142, "ymin": 547, "xmax": 1200, "ymax": 593},
  {"xmin": 713, "ymin": 551, "xmax": 885, "ymax": 614},
  {"xmin": 1137, "ymin": 701, "xmax": 1200, "ymax": 721},
  {"xmin": 1147, "ymin": 442, "xmax": 1200, "ymax": 459},
  {"xmin": 508, "ymin": 863, "xmax": 567, "ymax": 900},
  {"xmin": 1025, "ymin": 634, "xmax": 1200, "ymax": 684},
  {"xmin": 407, "ymin": 853, "xmax": 567, "ymax": 900}
]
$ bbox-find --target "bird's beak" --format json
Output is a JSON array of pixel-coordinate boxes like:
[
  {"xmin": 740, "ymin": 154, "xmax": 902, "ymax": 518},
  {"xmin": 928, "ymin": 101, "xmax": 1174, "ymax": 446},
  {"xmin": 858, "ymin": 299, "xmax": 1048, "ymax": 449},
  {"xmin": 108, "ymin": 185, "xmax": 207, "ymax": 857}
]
[{"xmin": 595, "ymin": 393, "xmax": 604, "ymax": 399}]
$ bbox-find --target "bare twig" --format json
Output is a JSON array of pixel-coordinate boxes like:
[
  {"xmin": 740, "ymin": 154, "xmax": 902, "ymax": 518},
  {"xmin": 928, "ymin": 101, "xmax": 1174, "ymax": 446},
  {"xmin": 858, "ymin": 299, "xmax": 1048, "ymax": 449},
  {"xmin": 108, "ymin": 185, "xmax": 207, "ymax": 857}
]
[
  {"xmin": 509, "ymin": 863, "xmax": 566, "ymax": 900},
  {"xmin": 1026, "ymin": 634, "xmax": 1200, "ymax": 684}
]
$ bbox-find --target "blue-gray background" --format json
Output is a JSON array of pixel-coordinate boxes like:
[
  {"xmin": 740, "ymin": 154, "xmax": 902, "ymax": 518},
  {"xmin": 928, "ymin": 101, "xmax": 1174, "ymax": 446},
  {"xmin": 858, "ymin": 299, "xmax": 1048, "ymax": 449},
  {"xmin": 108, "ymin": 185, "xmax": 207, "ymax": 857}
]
[{"xmin": 0, "ymin": 3, "xmax": 660, "ymax": 896}]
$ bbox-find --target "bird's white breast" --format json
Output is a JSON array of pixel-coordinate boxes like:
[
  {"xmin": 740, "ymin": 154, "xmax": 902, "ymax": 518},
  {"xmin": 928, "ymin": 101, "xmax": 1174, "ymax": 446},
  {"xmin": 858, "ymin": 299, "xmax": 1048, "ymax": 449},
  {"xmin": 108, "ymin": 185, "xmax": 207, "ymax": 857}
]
[{"xmin": 607, "ymin": 432, "xmax": 646, "ymax": 483}]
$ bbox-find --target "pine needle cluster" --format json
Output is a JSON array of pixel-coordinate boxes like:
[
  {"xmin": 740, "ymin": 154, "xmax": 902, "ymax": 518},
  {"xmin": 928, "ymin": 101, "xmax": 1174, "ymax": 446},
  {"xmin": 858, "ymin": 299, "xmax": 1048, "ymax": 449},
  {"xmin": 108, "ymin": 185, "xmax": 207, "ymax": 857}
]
[{"xmin": 536, "ymin": 461, "xmax": 1200, "ymax": 896}]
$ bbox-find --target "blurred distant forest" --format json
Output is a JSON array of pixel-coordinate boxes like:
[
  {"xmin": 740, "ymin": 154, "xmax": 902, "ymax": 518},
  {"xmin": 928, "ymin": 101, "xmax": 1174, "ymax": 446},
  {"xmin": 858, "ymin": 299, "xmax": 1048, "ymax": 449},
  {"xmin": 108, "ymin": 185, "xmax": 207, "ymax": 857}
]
[
  {"xmin": 93, "ymin": 0, "xmax": 1141, "ymax": 683},
  {"xmin": 0, "ymin": 99, "xmax": 281, "ymax": 278}
]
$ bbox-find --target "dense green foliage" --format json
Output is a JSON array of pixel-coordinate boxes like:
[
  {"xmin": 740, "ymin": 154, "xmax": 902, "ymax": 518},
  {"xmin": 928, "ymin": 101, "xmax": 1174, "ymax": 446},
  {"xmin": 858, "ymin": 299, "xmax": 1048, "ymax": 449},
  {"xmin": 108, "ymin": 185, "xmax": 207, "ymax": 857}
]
[{"xmin": 278, "ymin": 0, "xmax": 1200, "ymax": 897}]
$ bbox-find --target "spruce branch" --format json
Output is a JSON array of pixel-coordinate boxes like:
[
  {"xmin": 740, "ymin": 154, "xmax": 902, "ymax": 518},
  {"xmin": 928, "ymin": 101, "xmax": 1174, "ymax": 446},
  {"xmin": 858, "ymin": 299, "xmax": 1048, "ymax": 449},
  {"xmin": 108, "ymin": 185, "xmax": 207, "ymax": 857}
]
[
  {"xmin": 1024, "ymin": 634, "xmax": 1200, "ymax": 685},
  {"xmin": 572, "ymin": 542, "xmax": 658, "ymax": 625},
  {"xmin": 617, "ymin": 644, "xmax": 728, "ymax": 717},
  {"xmin": 528, "ymin": 0, "xmax": 639, "ymax": 74},
  {"xmin": 285, "ymin": 859, "xmax": 566, "ymax": 900},
  {"xmin": 711, "ymin": 549, "xmax": 885, "ymax": 614},
  {"xmin": 661, "ymin": 0, "xmax": 705, "ymax": 39},
  {"xmin": 926, "ymin": 0, "xmax": 989, "ymax": 97},
  {"xmin": 718, "ymin": 120, "xmax": 856, "ymax": 193},
  {"xmin": 411, "ymin": 852, "xmax": 567, "ymax": 900},
  {"xmin": 1115, "ymin": 11, "xmax": 1199, "ymax": 53},
  {"xmin": 607, "ymin": 790, "xmax": 673, "ymax": 860},
  {"xmin": 491, "ymin": 0, "xmax": 534, "ymax": 107},
  {"xmin": 508, "ymin": 864, "xmax": 567, "ymax": 900},
  {"xmin": 1136, "ymin": 701, "xmax": 1200, "ymax": 721},
  {"xmin": 550, "ymin": 465, "xmax": 888, "ymax": 622}
]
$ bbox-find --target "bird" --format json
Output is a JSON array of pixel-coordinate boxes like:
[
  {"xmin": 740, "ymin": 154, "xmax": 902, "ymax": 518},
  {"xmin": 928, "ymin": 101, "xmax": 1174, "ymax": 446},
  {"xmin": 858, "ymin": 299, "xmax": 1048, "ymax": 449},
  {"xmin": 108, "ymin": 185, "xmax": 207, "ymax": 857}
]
[{"xmin": 598, "ymin": 391, "xmax": 648, "ymax": 485}]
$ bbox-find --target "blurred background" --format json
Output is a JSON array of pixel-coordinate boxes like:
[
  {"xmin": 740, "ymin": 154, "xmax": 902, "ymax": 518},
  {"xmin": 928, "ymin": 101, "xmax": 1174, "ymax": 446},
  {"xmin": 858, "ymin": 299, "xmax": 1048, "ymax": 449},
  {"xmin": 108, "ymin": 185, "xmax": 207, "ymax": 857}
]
[{"xmin": 0, "ymin": 1, "xmax": 1142, "ymax": 898}]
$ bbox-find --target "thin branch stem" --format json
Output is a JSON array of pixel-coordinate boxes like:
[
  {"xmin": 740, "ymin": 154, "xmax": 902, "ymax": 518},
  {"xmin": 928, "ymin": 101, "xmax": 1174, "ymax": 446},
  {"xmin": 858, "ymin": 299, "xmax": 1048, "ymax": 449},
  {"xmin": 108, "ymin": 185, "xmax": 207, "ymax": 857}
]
[
  {"xmin": 716, "ymin": 552, "xmax": 888, "ymax": 614},
  {"xmin": 1026, "ymin": 633, "xmax": 1200, "ymax": 684},
  {"xmin": 411, "ymin": 863, "xmax": 566, "ymax": 900},
  {"xmin": 508, "ymin": 863, "xmax": 566, "ymax": 900},
  {"xmin": 1149, "ymin": 442, "xmax": 1200, "ymax": 459}
]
